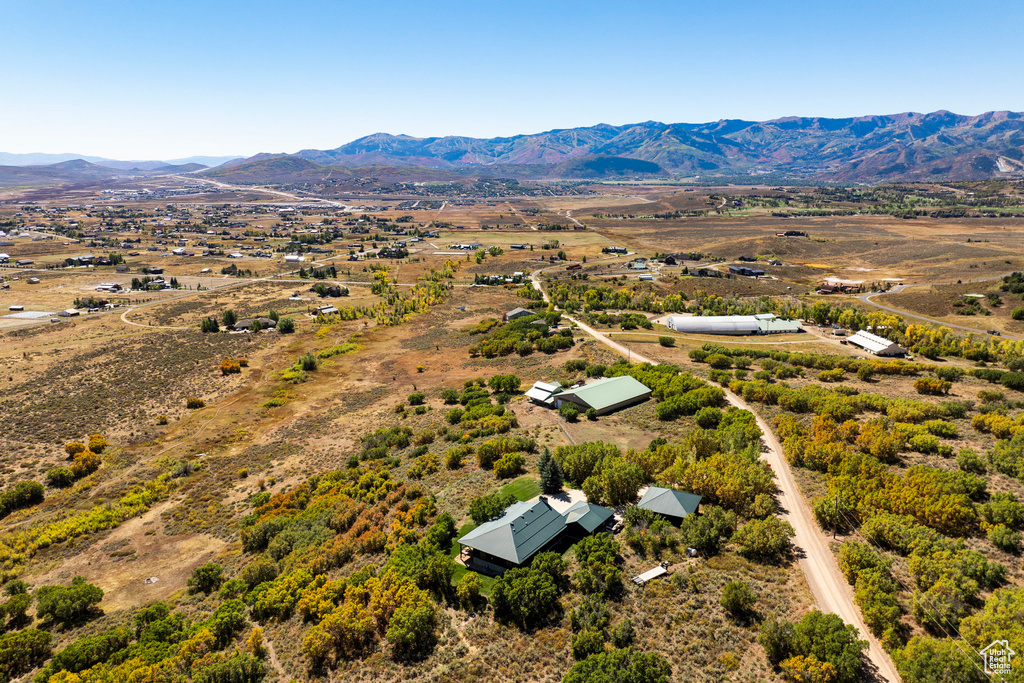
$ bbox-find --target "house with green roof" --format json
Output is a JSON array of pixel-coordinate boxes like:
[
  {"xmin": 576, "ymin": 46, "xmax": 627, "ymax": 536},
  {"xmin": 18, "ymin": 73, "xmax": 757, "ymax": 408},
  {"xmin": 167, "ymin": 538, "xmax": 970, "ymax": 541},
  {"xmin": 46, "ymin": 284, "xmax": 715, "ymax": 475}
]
[
  {"xmin": 553, "ymin": 375, "xmax": 652, "ymax": 416},
  {"xmin": 636, "ymin": 486, "xmax": 702, "ymax": 523},
  {"xmin": 458, "ymin": 497, "xmax": 614, "ymax": 573}
]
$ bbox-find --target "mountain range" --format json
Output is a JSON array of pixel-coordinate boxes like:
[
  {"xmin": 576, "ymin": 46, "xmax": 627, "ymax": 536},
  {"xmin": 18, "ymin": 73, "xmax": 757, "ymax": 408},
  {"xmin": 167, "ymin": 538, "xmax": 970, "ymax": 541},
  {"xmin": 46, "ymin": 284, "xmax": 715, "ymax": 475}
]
[
  {"xmin": 7, "ymin": 111, "xmax": 1024, "ymax": 188},
  {"xmin": 0, "ymin": 152, "xmax": 240, "ymax": 169}
]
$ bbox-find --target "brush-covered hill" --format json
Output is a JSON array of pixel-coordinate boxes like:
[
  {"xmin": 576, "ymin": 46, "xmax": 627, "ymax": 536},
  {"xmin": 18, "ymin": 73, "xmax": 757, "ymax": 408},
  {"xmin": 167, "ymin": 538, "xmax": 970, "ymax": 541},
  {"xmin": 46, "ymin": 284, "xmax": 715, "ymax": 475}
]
[{"xmin": 275, "ymin": 110, "xmax": 1024, "ymax": 181}]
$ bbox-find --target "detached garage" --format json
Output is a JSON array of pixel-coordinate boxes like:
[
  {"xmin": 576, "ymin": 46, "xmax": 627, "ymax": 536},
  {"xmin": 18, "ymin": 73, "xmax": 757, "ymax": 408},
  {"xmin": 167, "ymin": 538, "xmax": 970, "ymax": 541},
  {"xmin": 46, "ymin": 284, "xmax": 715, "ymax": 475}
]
[{"xmin": 637, "ymin": 486, "xmax": 702, "ymax": 523}]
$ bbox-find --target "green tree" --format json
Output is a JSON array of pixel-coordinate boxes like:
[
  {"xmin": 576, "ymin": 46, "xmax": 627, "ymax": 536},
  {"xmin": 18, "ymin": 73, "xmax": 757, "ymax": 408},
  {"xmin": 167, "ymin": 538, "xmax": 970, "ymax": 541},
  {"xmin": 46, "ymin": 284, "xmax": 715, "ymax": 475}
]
[
  {"xmin": 222, "ymin": 309, "xmax": 238, "ymax": 327},
  {"xmin": 490, "ymin": 567, "xmax": 560, "ymax": 628},
  {"xmin": 277, "ymin": 317, "xmax": 296, "ymax": 333},
  {"xmin": 732, "ymin": 517, "xmax": 794, "ymax": 561},
  {"xmin": 457, "ymin": 573, "xmax": 482, "ymax": 611},
  {"xmin": 679, "ymin": 505, "xmax": 737, "ymax": 555},
  {"xmin": 600, "ymin": 460, "xmax": 644, "ymax": 506},
  {"xmin": 468, "ymin": 491, "xmax": 516, "ymax": 524},
  {"xmin": 758, "ymin": 616, "xmax": 794, "ymax": 665},
  {"xmin": 720, "ymin": 581, "xmax": 756, "ymax": 618},
  {"xmin": 207, "ymin": 599, "xmax": 248, "ymax": 647},
  {"xmin": 610, "ymin": 618, "xmax": 635, "ymax": 648},
  {"xmin": 895, "ymin": 635, "xmax": 987, "ymax": 683},
  {"xmin": 574, "ymin": 533, "xmax": 621, "ymax": 598},
  {"xmin": 35, "ymin": 576, "xmax": 103, "ymax": 626},
  {"xmin": 562, "ymin": 647, "xmax": 671, "ymax": 683},
  {"xmin": 0, "ymin": 629, "xmax": 51, "ymax": 680},
  {"xmin": 539, "ymin": 448, "xmax": 564, "ymax": 494},
  {"xmin": 188, "ymin": 563, "xmax": 225, "ymax": 594},
  {"xmin": 790, "ymin": 610, "xmax": 868, "ymax": 683},
  {"xmin": 385, "ymin": 601, "xmax": 438, "ymax": 659},
  {"xmin": 571, "ymin": 628, "xmax": 605, "ymax": 660}
]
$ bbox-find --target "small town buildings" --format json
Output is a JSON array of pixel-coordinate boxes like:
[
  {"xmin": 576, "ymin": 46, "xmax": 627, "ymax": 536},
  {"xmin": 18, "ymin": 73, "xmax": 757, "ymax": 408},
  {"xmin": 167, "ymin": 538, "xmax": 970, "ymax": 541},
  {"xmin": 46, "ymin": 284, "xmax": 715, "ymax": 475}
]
[
  {"xmin": 602, "ymin": 246, "xmax": 628, "ymax": 254},
  {"xmin": 315, "ymin": 305, "xmax": 339, "ymax": 316},
  {"xmin": 0, "ymin": 253, "xmax": 8, "ymax": 263},
  {"xmin": 638, "ymin": 274, "xmax": 654, "ymax": 281},
  {"xmin": 737, "ymin": 255, "xmax": 757, "ymax": 262},
  {"xmin": 15, "ymin": 259, "xmax": 33, "ymax": 266},
  {"xmin": 637, "ymin": 486, "xmax": 702, "ymax": 523},
  {"xmin": 27, "ymin": 277, "xmax": 40, "ymax": 284},
  {"xmin": 510, "ymin": 243, "xmax": 529, "ymax": 250},
  {"xmin": 284, "ymin": 254, "xmax": 305, "ymax": 263},
  {"xmin": 775, "ymin": 230, "xmax": 807, "ymax": 237},
  {"xmin": 664, "ymin": 313, "xmax": 800, "ymax": 335},
  {"xmin": 847, "ymin": 330, "xmax": 907, "ymax": 356}
]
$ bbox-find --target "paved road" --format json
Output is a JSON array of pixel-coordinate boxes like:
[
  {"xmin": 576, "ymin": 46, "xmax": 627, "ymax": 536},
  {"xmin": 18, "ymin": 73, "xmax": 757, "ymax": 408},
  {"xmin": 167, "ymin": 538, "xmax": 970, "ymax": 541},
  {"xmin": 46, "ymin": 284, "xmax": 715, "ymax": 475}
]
[
  {"xmin": 176, "ymin": 175, "xmax": 359, "ymax": 211},
  {"xmin": 858, "ymin": 270, "xmax": 1022, "ymax": 342},
  {"xmin": 860, "ymin": 290, "xmax": 1022, "ymax": 342},
  {"xmin": 530, "ymin": 268, "xmax": 901, "ymax": 682}
]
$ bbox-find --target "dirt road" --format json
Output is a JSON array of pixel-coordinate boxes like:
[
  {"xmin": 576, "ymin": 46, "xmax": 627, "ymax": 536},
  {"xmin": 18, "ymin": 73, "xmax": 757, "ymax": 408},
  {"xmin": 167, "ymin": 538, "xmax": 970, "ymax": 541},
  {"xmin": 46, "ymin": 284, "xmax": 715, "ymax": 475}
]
[{"xmin": 530, "ymin": 269, "xmax": 901, "ymax": 682}]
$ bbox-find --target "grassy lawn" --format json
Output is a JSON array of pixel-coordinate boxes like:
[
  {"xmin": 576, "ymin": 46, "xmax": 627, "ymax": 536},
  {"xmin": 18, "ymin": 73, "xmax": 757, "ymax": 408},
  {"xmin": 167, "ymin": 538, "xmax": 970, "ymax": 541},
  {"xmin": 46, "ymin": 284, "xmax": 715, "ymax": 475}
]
[
  {"xmin": 451, "ymin": 564, "xmax": 496, "ymax": 596},
  {"xmin": 449, "ymin": 520, "xmax": 496, "ymax": 596},
  {"xmin": 499, "ymin": 475, "xmax": 541, "ymax": 501}
]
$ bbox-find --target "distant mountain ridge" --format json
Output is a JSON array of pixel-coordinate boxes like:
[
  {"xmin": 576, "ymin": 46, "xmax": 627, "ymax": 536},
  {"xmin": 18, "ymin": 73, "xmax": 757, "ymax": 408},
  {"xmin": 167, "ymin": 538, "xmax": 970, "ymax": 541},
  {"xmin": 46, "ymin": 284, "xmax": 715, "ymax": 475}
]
[
  {"xmin": 0, "ymin": 159, "xmax": 213, "ymax": 188},
  {"xmin": 272, "ymin": 110, "xmax": 1024, "ymax": 181},
  {"xmin": 0, "ymin": 152, "xmax": 241, "ymax": 169},
  {"xmin": 9, "ymin": 111, "xmax": 1024, "ymax": 187}
]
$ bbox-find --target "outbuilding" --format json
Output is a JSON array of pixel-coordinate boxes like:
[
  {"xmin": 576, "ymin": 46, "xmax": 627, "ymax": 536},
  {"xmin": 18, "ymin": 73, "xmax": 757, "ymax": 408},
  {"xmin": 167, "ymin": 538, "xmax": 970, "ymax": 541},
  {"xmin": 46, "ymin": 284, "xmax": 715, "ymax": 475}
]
[
  {"xmin": 664, "ymin": 313, "xmax": 800, "ymax": 335},
  {"xmin": 637, "ymin": 486, "xmax": 702, "ymax": 523},
  {"xmin": 554, "ymin": 375, "xmax": 652, "ymax": 416},
  {"xmin": 847, "ymin": 330, "xmax": 907, "ymax": 357},
  {"xmin": 504, "ymin": 307, "xmax": 534, "ymax": 322},
  {"xmin": 525, "ymin": 381, "xmax": 563, "ymax": 407}
]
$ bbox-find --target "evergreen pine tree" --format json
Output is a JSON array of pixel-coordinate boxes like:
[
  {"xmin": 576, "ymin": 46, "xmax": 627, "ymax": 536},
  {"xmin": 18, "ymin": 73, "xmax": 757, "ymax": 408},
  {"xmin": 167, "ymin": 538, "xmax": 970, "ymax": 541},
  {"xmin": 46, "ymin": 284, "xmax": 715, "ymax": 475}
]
[{"xmin": 539, "ymin": 448, "xmax": 563, "ymax": 494}]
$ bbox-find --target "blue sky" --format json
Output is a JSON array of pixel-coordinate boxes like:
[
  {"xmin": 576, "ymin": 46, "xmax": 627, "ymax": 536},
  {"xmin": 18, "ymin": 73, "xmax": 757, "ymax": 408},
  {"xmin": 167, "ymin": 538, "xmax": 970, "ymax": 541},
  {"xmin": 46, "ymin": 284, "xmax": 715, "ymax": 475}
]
[{"xmin": 3, "ymin": 0, "xmax": 1024, "ymax": 159}]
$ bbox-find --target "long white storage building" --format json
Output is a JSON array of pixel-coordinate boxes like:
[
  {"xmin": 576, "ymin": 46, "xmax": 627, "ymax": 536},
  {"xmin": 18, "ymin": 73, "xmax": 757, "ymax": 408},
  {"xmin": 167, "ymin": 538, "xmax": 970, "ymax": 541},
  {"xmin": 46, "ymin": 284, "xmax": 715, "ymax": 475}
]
[
  {"xmin": 847, "ymin": 330, "xmax": 907, "ymax": 356},
  {"xmin": 664, "ymin": 313, "xmax": 801, "ymax": 336}
]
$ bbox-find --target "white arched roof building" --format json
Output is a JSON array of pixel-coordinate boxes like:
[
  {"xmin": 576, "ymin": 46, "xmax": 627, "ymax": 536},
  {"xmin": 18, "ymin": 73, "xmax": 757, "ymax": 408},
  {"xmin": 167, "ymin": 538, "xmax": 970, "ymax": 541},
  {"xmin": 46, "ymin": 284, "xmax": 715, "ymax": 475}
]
[{"xmin": 664, "ymin": 313, "xmax": 800, "ymax": 336}]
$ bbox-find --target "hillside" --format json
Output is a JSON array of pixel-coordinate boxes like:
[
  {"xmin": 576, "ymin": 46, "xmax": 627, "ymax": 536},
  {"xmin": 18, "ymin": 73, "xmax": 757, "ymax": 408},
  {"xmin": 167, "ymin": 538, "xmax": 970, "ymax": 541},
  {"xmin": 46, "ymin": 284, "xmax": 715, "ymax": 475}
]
[
  {"xmin": 0, "ymin": 159, "xmax": 121, "ymax": 188},
  {"xmin": 279, "ymin": 111, "xmax": 1024, "ymax": 181}
]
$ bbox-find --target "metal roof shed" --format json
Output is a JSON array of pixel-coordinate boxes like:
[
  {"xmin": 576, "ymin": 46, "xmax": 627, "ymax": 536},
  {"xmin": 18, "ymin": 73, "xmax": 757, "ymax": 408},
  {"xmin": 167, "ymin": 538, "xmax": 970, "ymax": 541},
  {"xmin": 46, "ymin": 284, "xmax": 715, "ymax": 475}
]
[
  {"xmin": 525, "ymin": 381, "xmax": 562, "ymax": 406},
  {"xmin": 637, "ymin": 487, "xmax": 702, "ymax": 522},
  {"xmin": 555, "ymin": 375, "xmax": 652, "ymax": 416},
  {"xmin": 458, "ymin": 498, "xmax": 566, "ymax": 566}
]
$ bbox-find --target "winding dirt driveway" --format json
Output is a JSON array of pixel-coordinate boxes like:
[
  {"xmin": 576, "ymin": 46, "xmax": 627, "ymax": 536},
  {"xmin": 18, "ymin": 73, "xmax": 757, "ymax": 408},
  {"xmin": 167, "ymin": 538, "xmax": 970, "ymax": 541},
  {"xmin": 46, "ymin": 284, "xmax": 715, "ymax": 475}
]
[{"xmin": 530, "ymin": 269, "xmax": 901, "ymax": 682}]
